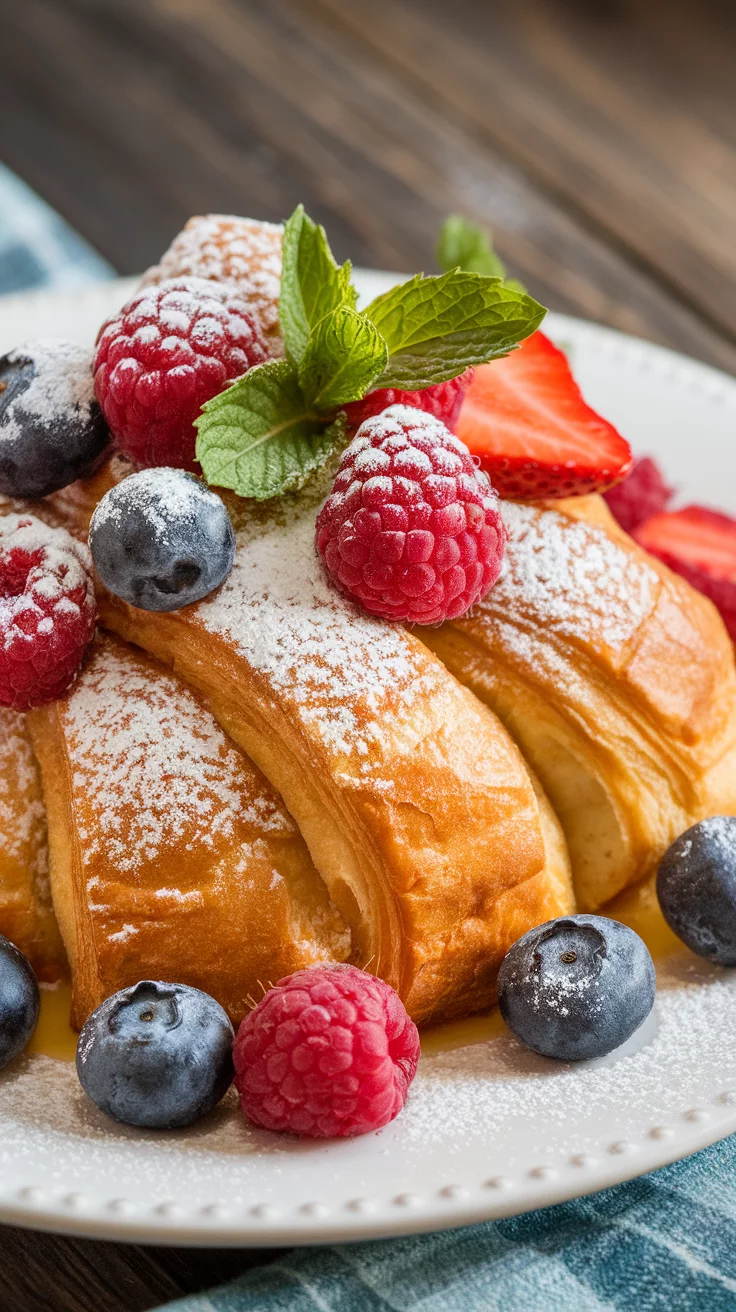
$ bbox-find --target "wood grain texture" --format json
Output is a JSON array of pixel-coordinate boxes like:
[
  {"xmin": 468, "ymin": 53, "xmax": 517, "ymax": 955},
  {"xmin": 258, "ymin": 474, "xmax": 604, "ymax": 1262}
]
[
  {"xmin": 0, "ymin": 1, "xmax": 734, "ymax": 1306},
  {"xmin": 0, "ymin": 0, "xmax": 734, "ymax": 369},
  {"xmin": 0, "ymin": 1225, "xmax": 281, "ymax": 1312}
]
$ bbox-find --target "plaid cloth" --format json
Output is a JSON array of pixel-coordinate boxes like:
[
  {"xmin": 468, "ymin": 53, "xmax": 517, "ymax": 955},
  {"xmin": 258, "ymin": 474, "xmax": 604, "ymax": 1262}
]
[
  {"xmin": 6, "ymin": 164, "xmax": 736, "ymax": 1312},
  {"xmin": 0, "ymin": 162, "xmax": 113, "ymax": 294},
  {"xmin": 158, "ymin": 1137, "xmax": 736, "ymax": 1311}
]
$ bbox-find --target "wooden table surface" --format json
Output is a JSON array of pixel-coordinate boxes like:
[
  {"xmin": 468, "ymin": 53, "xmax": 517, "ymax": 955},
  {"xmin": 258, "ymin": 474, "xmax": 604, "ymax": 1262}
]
[{"xmin": 1, "ymin": 0, "xmax": 735, "ymax": 1306}]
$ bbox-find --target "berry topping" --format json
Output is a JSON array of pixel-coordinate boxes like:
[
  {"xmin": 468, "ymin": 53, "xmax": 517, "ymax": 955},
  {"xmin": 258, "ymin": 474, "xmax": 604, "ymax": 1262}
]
[
  {"xmin": 456, "ymin": 331, "xmax": 633, "ymax": 498},
  {"xmin": 498, "ymin": 914, "xmax": 656, "ymax": 1062},
  {"xmin": 0, "ymin": 339, "xmax": 110, "ymax": 498},
  {"xmin": 93, "ymin": 277, "xmax": 269, "ymax": 473},
  {"xmin": 0, "ymin": 934, "xmax": 39, "ymax": 1069},
  {"xmin": 0, "ymin": 515, "xmax": 96, "ymax": 710},
  {"xmin": 233, "ymin": 964, "xmax": 419, "ymax": 1138},
  {"xmin": 603, "ymin": 456, "xmax": 674, "ymax": 534},
  {"xmin": 141, "ymin": 215, "xmax": 284, "ymax": 353},
  {"xmin": 89, "ymin": 468, "xmax": 235, "ymax": 613},
  {"xmin": 315, "ymin": 404, "xmax": 506, "ymax": 625},
  {"xmin": 657, "ymin": 817, "xmax": 736, "ymax": 965},
  {"xmin": 342, "ymin": 369, "xmax": 474, "ymax": 435},
  {"xmin": 76, "ymin": 980, "xmax": 234, "ymax": 1129},
  {"xmin": 633, "ymin": 505, "xmax": 736, "ymax": 640}
]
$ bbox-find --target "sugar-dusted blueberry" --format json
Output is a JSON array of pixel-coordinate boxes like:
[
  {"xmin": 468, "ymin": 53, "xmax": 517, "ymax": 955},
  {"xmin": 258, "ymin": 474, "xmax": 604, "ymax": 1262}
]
[
  {"xmin": 497, "ymin": 914, "xmax": 656, "ymax": 1062},
  {"xmin": 0, "ymin": 934, "xmax": 40, "ymax": 1068},
  {"xmin": 0, "ymin": 340, "xmax": 110, "ymax": 498},
  {"xmin": 88, "ymin": 468, "xmax": 235, "ymax": 612},
  {"xmin": 76, "ymin": 980, "xmax": 234, "ymax": 1129},
  {"xmin": 657, "ymin": 817, "xmax": 736, "ymax": 965}
]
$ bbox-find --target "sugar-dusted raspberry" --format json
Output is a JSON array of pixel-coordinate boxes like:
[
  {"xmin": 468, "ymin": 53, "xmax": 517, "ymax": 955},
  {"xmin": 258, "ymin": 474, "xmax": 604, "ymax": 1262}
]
[
  {"xmin": 93, "ymin": 277, "xmax": 269, "ymax": 472},
  {"xmin": 342, "ymin": 368, "xmax": 474, "ymax": 435},
  {"xmin": 604, "ymin": 456, "xmax": 674, "ymax": 534},
  {"xmin": 141, "ymin": 215, "xmax": 284, "ymax": 354},
  {"xmin": 316, "ymin": 404, "xmax": 506, "ymax": 625},
  {"xmin": 0, "ymin": 515, "xmax": 96, "ymax": 710},
  {"xmin": 234, "ymin": 964, "xmax": 420, "ymax": 1138}
]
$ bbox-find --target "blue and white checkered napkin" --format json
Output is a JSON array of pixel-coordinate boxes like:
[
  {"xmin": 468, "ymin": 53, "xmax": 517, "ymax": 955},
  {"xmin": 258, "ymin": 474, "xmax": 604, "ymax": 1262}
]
[
  {"xmin": 160, "ymin": 1136, "xmax": 736, "ymax": 1311},
  {"xmin": 6, "ymin": 163, "xmax": 736, "ymax": 1312},
  {"xmin": 0, "ymin": 162, "xmax": 113, "ymax": 296}
]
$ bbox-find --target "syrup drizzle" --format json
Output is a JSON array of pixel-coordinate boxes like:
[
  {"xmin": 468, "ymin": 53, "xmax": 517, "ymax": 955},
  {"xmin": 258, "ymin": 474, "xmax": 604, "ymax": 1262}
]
[{"xmin": 27, "ymin": 879, "xmax": 684, "ymax": 1064}]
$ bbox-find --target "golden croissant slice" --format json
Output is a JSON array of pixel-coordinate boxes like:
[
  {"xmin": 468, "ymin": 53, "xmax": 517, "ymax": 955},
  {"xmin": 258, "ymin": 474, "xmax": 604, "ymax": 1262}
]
[
  {"xmin": 28, "ymin": 633, "xmax": 352, "ymax": 1029},
  {"xmin": 425, "ymin": 495, "xmax": 736, "ymax": 909},
  {"xmin": 0, "ymin": 709, "xmax": 65, "ymax": 982},
  {"xmin": 46, "ymin": 471, "xmax": 573, "ymax": 1025}
]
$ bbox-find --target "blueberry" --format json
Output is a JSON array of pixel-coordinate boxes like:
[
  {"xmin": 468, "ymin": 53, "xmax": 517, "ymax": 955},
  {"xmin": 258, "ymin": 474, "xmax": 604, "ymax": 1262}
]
[
  {"xmin": 657, "ymin": 817, "xmax": 736, "ymax": 964},
  {"xmin": 0, "ymin": 340, "xmax": 109, "ymax": 498},
  {"xmin": 0, "ymin": 934, "xmax": 39, "ymax": 1068},
  {"xmin": 497, "ymin": 914, "xmax": 656, "ymax": 1062},
  {"xmin": 76, "ymin": 980, "xmax": 234, "ymax": 1129},
  {"xmin": 88, "ymin": 468, "xmax": 236, "ymax": 612}
]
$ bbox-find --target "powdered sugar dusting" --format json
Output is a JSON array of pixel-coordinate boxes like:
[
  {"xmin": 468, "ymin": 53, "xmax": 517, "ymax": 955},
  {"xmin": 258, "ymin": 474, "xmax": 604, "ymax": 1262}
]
[
  {"xmin": 406, "ymin": 960, "xmax": 731, "ymax": 1150},
  {"xmin": 63, "ymin": 638, "xmax": 291, "ymax": 876},
  {"xmin": 0, "ymin": 709, "xmax": 45, "ymax": 866},
  {"xmin": 0, "ymin": 514, "xmax": 96, "ymax": 662},
  {"xmin": 0, "ymin": 339, "xmax": 96, "ymax": 443},
  {"xmin": 141, "ymin": 215, "xmax": 283, "ymax": 352},
  {"xmin": 89, "ymin": 467, "xmax": 220, "ymax": 546},
  {"xmin": 195, "ymin": 484, "xmax": 440, "ymax": 763},
  {"xmin": 491, "ymin": 502, "xmax": 658, "ymax": 652}
]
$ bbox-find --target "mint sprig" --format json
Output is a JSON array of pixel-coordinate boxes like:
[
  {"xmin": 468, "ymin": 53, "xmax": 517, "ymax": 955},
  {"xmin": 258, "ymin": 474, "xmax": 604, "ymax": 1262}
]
[
  {"xmin": 279, "ymin": 205, "xmax": 357, "ymax": 365},
  {"xmin": 299, "ymin": 305, "xmax": 388, "ymax": 410},
  {"xmin": 196, "ymin": 205, "xmax": 547, "ymax": 502},
  {"xmin": 363, "ymin": 270, "xmax": 544, "ymax": 390},
  {"xmin": 195, "ymin": 360, "xmax": 344, "ymax": 501},
  {"xmin": 437, "ymin": 215, "xmax": 527, "ymax": 292}
]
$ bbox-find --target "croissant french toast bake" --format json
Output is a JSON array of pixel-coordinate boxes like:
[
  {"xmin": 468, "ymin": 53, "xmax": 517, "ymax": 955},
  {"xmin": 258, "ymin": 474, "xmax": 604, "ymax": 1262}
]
[
  {"xmin": 0, "ymin": 709, "xmax": 65, "ymax": 982},
  {"xmin": 425, "ymin": 494, "xmax": 736, "ymax": 909},
  {"xmin": 28, "ymin": 633, "xmax": 352, "ymax": 1029},
  {"xmin": 2, "ymin": 207, "xmax": 736, "ymax": 1078}
]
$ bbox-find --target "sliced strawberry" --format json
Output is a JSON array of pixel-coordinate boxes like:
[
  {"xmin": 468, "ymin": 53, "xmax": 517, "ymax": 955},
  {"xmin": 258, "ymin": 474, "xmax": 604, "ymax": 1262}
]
[
  {"xmin": 634, "ymin": 506, "xmax": 736, "ymax": 640},
  {"xmin": 456, "ymin": 331, "xmax": 633, "ymax": 499}
]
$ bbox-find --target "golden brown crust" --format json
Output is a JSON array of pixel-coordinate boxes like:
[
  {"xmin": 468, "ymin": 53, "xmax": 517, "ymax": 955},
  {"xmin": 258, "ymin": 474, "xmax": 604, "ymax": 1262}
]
[
  {"xmin": 424, "ymin": 495, "xmax": 736, "ymax": 908},
  {"xmin": 0, "ymin": 709, "xmax": 66, "ymax": 982},
  {"xmin": 28, "ymin": 635, "xmax": 351, "ymax": 1029},
  {"xmin": 5, "ymin": 473, "xmax": 575, "ymax": 1023}
]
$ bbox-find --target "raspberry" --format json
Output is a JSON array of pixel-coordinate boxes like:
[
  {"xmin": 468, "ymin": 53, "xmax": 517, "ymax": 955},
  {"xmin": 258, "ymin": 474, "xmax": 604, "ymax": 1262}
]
[
  {"xmin": 234, "ymin": 964, "xmax": 420, "ymax": 1138},
  {"xmin": 316, "ymin": 404, "xmax": 506, "ymax": 625},
  {"xmin": 141, "ymin": 215, "xmax": 283, "ymax": 353},
  {"xmin": 0, "ymin": 515, "xmax": 96, "ymax": 710},
  {"xmin": 604, "ymin": 456, "xmax": 674, "ymax": 534},
  {"xmin": 93, "ymin": 277, "xmax": 268, "ymax": 472},
  {"xmin": 342, "ymin": 368, "xmax": 474, "ymax": 434}
]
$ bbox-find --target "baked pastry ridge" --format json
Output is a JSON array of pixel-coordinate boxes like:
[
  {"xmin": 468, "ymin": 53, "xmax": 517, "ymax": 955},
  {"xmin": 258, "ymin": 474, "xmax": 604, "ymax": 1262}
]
[
  {"xmin": 0, "ymin": 708, "xmax": 65, "ymax": 983},
  {"xmin": 424, "ymin": 494, "xmax": 736, "ymax": 908},
  {"xmin": 28, "ymin": 633, "xmax": 351, "ymax": 1029},
  {"xmin": 38, "ymin": 470, "xmax": 573, "ymax": 1024}
]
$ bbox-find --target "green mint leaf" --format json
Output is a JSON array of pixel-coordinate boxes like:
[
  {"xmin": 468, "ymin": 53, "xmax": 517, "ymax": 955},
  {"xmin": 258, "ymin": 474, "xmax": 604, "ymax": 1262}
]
[
  {"xmin": 298, "ymin": 306, "xmax": 388, "ymax": 410},
  {"xmin": 437, "ymin": 215, "xmax": 507, "ymax": 280},
  {"xmin": 195, "ymin": 359, "xmax": 340, "ymax": 501},
  {"xmin": 279, "ymin": 204, "xmax": 357, "ymax": 365},
  {"xmin": 364, "ymin": 270, "xmax": 545, "ymax": 390}
]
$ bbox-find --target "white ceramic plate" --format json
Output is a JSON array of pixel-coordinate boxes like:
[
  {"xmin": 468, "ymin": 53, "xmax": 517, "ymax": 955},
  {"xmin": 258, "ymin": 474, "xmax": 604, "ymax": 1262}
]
[{"xmin": 1, "ymin": 276, "xmax": 736, "ymax": 1248}]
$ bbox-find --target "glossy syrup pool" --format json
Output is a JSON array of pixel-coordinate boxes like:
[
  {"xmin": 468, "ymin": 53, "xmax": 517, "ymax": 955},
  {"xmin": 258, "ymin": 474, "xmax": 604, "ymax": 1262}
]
[
  {"xmin": 421, "ymin": 877, "xmax": 685, "ymax": 1055},
  {"xmin": 29, "ymin": 879, "xmax": 686, "ymax": 1064}
]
